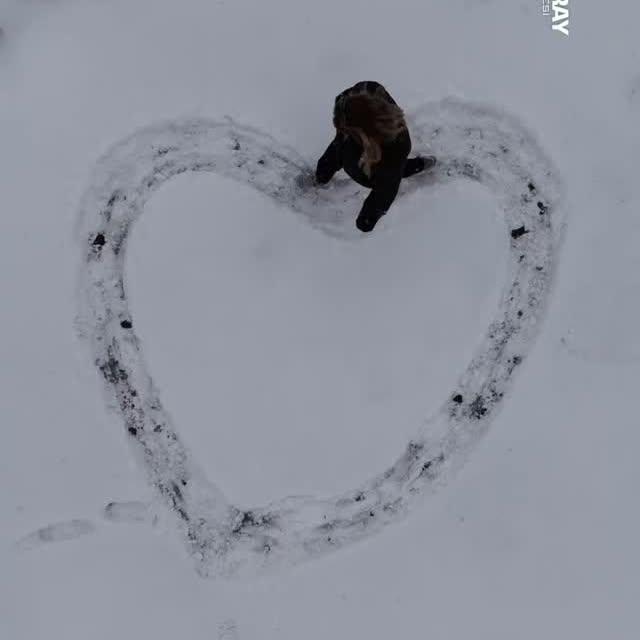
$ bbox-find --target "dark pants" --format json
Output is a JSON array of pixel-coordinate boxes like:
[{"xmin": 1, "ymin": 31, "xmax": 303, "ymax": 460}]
[{"xmin": 316, "ymin": 132, "xmax": 423, "ymax": 231}]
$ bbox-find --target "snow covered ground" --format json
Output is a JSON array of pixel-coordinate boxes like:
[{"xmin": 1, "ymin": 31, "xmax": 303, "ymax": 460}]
[{"xmin": 2, "ymin": 0, "xmax": 639, "ymax": 637}]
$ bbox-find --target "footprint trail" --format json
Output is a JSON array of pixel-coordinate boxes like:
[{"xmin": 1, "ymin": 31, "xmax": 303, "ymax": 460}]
[{"xmin": 68, "ymin": 98, "xmax": 566, "ymax": 577}]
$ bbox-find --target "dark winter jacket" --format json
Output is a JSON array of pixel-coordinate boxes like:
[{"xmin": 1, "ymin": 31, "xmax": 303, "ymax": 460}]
[{"xmin": 316, "ymin": 81, "xmax": 412, "ymax": 226}]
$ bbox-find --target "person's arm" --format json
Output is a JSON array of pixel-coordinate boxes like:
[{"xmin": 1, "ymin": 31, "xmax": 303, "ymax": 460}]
[{"xmin": 315, "ymin": 134, "xmax": 343, "ymax": 184}]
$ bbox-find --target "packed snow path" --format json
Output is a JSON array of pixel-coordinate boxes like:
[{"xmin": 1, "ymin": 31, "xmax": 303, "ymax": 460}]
[{"xmin": 75, "ymin": 98, "xmax": 565, "ymax": 577}]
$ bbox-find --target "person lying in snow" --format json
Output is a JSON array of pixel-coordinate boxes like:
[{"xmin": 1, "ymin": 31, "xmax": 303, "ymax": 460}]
[{"xmin": 316, "ymin": 80, "xmax": 435, "ymax": 232}]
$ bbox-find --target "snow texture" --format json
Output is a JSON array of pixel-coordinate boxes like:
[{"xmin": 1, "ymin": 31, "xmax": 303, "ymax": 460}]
[
  {"xmin": 75, "ymin": 98, "xmax": 565, "ymax": 577},
  {"xmin": 15, "ymin": 519, "xmax": 96, "ymax": 551}
]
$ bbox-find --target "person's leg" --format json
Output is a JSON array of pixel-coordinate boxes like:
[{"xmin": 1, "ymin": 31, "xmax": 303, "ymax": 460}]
[{"xmin": 402, "ymin": 155, "xmax": 436, "ymax": 178}]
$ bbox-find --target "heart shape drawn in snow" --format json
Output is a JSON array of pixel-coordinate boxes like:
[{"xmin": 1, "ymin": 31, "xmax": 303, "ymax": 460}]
[{"xmin": 76, "ymin": 98, "xmax": 565, "ymax": 578}]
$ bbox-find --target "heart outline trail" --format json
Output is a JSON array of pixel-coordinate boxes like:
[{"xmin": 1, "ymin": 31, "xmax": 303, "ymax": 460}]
[{"xmin": 75, "ymin": 98, "xmax": 565, "ymax": 578}]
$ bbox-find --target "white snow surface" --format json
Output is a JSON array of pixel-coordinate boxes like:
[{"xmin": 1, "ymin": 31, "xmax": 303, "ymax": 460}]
[{"xmin": 2, "ymin": 0, "xmax": 639, "ymax": 637}]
